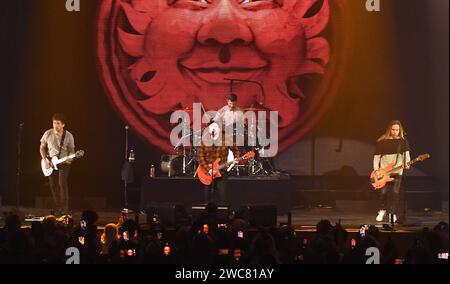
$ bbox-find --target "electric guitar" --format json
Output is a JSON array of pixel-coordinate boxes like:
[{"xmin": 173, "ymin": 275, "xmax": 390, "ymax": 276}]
[
  {"xmin": 197, "ymin": 151, "xmax": 255, "ymax": 185},
  {"xmin": 41, "ymin": 150, "xmax": 85, "ymax": 177},
  {"xmin": 370, "ymin": 153, "xmax": 430, "ymax": 190}
]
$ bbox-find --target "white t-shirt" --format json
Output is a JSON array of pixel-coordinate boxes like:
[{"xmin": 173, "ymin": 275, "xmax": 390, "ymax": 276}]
[
  {"xmin": 40, "ymin": 129, "xmax": 75, "ymax": 158},
  {"xmin": 213, "ymin": 105, "xmax": 245, "ymax": 128}
]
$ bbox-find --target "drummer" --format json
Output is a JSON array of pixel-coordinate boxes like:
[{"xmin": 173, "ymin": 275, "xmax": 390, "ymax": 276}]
[{"xmin": 212, "ymin": 93, "xmax": 246, "ymax": 147}]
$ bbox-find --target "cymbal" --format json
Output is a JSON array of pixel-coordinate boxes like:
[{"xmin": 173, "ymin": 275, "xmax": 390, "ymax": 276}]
[
  {"xmin": 174, "ymin": 107, "xmax": 193, "ymax": 112},
  {"xmin": 244, "ymin": 107, "xmax": 265, "ymax": 111}
]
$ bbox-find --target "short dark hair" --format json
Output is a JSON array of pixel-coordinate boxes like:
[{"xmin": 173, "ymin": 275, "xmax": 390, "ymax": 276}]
[
  {"xmin": 228, "ymin": 93, "xmax": 237, "ymax": 102},
  {"xmin": 81, "ymin": 210, "xmax": 99, "ymax": 226},
  {"xmin": 52, "ymin": 113, "xmax": 66, "ymax": 124}
]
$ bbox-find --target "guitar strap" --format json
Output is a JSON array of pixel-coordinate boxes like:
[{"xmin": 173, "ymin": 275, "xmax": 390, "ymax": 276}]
[
  {"xmin": 57, "ymin": 129, "xmax": 67, "ymax": 159},
  {"xmin": 401, "ymin": 139, "xmax": 407, "ymax": 168},
  {"xmin": 394, "ymin": 138, "xmax": 403, "ymax": 165}
]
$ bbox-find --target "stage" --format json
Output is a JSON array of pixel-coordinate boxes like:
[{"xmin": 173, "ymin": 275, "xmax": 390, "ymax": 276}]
[
  {"xmin": 140, "ymin": 175, "xmax": 293, "ymax": 214},
  {"xmin": 2, "ymin": 206, "xmax": 447, "ymax": 233}
]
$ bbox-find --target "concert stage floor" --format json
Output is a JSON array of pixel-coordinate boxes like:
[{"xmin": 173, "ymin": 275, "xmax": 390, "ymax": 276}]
[{"xmin": 1, "ymin": 206, "xmax": 447, "ymax": 233}]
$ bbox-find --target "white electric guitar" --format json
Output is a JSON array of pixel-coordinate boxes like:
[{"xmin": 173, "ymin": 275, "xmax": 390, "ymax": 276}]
[{"xmin": 41, "ymin": 150, "xmax": 85, "ymax": 177}]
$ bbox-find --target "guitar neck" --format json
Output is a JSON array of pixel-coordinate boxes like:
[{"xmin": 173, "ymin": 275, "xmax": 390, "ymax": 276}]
[
  {"xmin": 388, "ymin": 158, "xmax": 418, "ymax": 174},
  {"xmin": 218, "ymin": 156, "xmax": 246, "ymax": 170},
  {"xmin": 56, "ymin": 153, "xmax": 76, "ymax": 164}
]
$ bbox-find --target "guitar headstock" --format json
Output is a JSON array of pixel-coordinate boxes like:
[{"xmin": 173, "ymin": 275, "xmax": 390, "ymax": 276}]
[
  {"xmin": 417, "ymin": 153, "xmax": 430, "ymax": 161},
  {"xmin": 243, "ymin": 151, "xmax": 255, "ymax": 160},
  {"xmin": 75, "ymin": 150, "xmax": 85, "ymax": 158}
]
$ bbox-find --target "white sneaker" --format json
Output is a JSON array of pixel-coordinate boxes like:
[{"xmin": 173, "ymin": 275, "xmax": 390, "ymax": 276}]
[{"xmin": 376, "ymin": 210, "xmax": 386, "ymax": 222}]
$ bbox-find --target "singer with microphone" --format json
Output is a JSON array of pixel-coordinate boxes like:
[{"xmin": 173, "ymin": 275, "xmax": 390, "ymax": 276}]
[
  {"xmin": 198, "ymin": 121, "xmax": 241, "ymax": 205},
  {"xmin": 373, "ymin": 120, "xmax": 411, "ymax": 224}
]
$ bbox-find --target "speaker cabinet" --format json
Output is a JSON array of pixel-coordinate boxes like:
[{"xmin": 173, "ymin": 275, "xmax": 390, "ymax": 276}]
[
  {"xmin": 146, "ymin": 203, "xmax": 188, "ymax": 226},
  {"xmin": 237, "ymin": 204, "xmax": 277, "ymax": 228}
]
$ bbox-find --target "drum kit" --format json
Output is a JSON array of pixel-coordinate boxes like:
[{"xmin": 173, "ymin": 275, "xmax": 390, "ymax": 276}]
[{"xmin": 160, "ymin": 106, "xmax": 274, "ymax": 177}]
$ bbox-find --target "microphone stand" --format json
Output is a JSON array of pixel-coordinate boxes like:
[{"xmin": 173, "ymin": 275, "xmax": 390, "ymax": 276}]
[
  {"xmin": 224, "ymin": 78, "xmax": 266, "ymax": 106},
  {"xmin": 16, "ymin": 122, "xmax": 24, "ymax": 208},
  {"xmin": 211, "ymin": 130, "xmax": 216, "ymax": 204},
  {"xmin": 124, "ymin": 125, "xmax": 129, "ymax": 161},
  {"xmin": 121, "ymin": 125, "xmax": 133, "ymax": 214}
]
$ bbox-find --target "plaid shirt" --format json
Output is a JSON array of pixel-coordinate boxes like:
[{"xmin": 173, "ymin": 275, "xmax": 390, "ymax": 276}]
[{"xmin": 198, "ymin": 143, "xmax": 241, "ymax": 173}]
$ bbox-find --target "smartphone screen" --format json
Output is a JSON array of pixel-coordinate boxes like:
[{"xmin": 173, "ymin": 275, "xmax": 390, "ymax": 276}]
[
  {"xmin": 219, "ymin": 248, "xmax": 229, "ymax": 255},
  {"xmin": 164, "ymin": 245, "xmax": 171, "ymax": 256},
  {"xmin": 438, "ymin": 253, "xmax": 448, "ymax": 260},
  {"xmin": 123, "ymin": 231, "xmax": 129, "ymax": 241},
  {"xmin": 394, "ymin": 258, "xmax": 404, "ymax": 264},
  {"xmin": 237, "ymin": 231, "xmax": 243, "ymax": 238},
  {"xmin": 359, "ymin": 225, "xmax": 368, "ymax": 237},
  {"xmin": 80, "ymin": 220, "xmax": 86, "ymax": 230}
]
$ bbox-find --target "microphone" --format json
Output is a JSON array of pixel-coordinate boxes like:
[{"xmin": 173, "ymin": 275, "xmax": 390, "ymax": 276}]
[
  {"xmin": 224, "ymin": 78, "xmax": 265, "ymax": 106},
  {"xmin": 19, "ymin": 122, "xmax": 24, "ymax": 127},
  {"xmin": 125, "ymin": 125, "xmax": 129, "ymax": 130}
]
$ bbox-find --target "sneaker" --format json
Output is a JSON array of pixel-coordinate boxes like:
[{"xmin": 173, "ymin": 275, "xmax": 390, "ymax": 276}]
[
  {"xmin": 376, "ymin": 210, "xmax": 386, "ymax": 222},
  {"xmin": 388, "ymin": 213, "xmax": 398, "ymax": 223}
]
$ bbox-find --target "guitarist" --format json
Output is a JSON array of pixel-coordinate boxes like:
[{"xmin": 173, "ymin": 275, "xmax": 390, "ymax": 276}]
[
  {"xmin": 39, "ymin": 113, "xmax": 75, "ymax": 214},
  {"xmin": 373, "ymin": 120, "xmax": 411, "ymax": 223},
  {"xmin": 198, "ymin": 126, "xmax": 241, "ymax": 205}
]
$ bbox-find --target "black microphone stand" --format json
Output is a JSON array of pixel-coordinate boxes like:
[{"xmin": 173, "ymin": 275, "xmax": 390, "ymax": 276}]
[
  {"xmin": 121, "ymin": 125, "xmax": 134, "ymax": 214},
  {"xmin": 16, "ymin": 122, "xmax": 24, "ymax": 208},
  {"xmin": 224, "ymin": 78, "xmax": 266, "ymax": 106},
  {"xmin": 210, "ymin": 130, "xmax": 216, "ymax": 204}
]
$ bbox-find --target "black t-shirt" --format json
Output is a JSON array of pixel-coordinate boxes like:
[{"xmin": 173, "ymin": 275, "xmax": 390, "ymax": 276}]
[{"xmin": 375, "ymin": 138, "xmax": 410, "ymax": 156}]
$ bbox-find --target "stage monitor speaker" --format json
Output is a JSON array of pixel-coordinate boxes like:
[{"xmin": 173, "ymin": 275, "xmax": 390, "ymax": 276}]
[
  {"xmin": 146, "ymin": 203, "xmax": 188, "ymax": 226},
  {"xmin": 191, "ymin": 204, "xmax": 230, "ymax": 224},
  {"xmin": 237, "ymin": 204, "xmax": 277, "ymax": 228}
]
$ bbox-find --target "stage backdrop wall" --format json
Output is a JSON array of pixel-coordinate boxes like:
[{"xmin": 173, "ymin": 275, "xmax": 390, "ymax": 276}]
[{"xmin": 0, "ymin": 0, "xmax": 448, "ymax": 208}]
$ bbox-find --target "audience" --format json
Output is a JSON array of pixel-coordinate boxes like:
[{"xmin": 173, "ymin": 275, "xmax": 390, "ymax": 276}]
[{"xmin": 0, "ymin": 207, "xmax": 448, "ymax": 264}]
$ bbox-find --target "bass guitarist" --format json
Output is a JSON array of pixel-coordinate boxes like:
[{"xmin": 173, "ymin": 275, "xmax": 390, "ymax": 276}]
[
  {"xmin": 40, "ymin": 113, "xmax": 75, "ymax": 214},
  {"xmin": 373, "ymin": 120, "xmax": 410, "ymax": 223}
]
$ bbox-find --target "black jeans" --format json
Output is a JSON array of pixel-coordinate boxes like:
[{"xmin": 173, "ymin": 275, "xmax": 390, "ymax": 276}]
[
  {"xmin": 49, "ymin": 164, "xmax": 70, "ymax": 213},
  {"xmin": 379, "ymin": 175, "xmax": 405, "ymax": 220},
  {"xmin": 204, "ymin": 175, "xmax": 227, "ymax": 205}
]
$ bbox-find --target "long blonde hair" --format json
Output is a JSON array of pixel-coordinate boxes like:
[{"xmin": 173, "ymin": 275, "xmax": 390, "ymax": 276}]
[
  {"xmin": 100, "ymin": 223, "xmax": 119, "ymax": 254},
  {"xmin": 377, "ymin": 120, "xmax": 406, "ymax": 141}
]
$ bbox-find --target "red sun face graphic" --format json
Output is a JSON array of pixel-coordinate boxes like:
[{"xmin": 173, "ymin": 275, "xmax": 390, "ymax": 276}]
[{"xmin": 97, "ymin": 0, "xmax": 351, "ymax": 154}]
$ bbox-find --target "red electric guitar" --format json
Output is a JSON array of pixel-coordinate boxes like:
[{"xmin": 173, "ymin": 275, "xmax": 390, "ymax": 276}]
[
  {"xmin": 370, "ymin": 153, "xmax": 430, "ymax": 190},
  {"xmin": 197, "ymin": 151, "xmax": 255, "ymax": 185}
]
